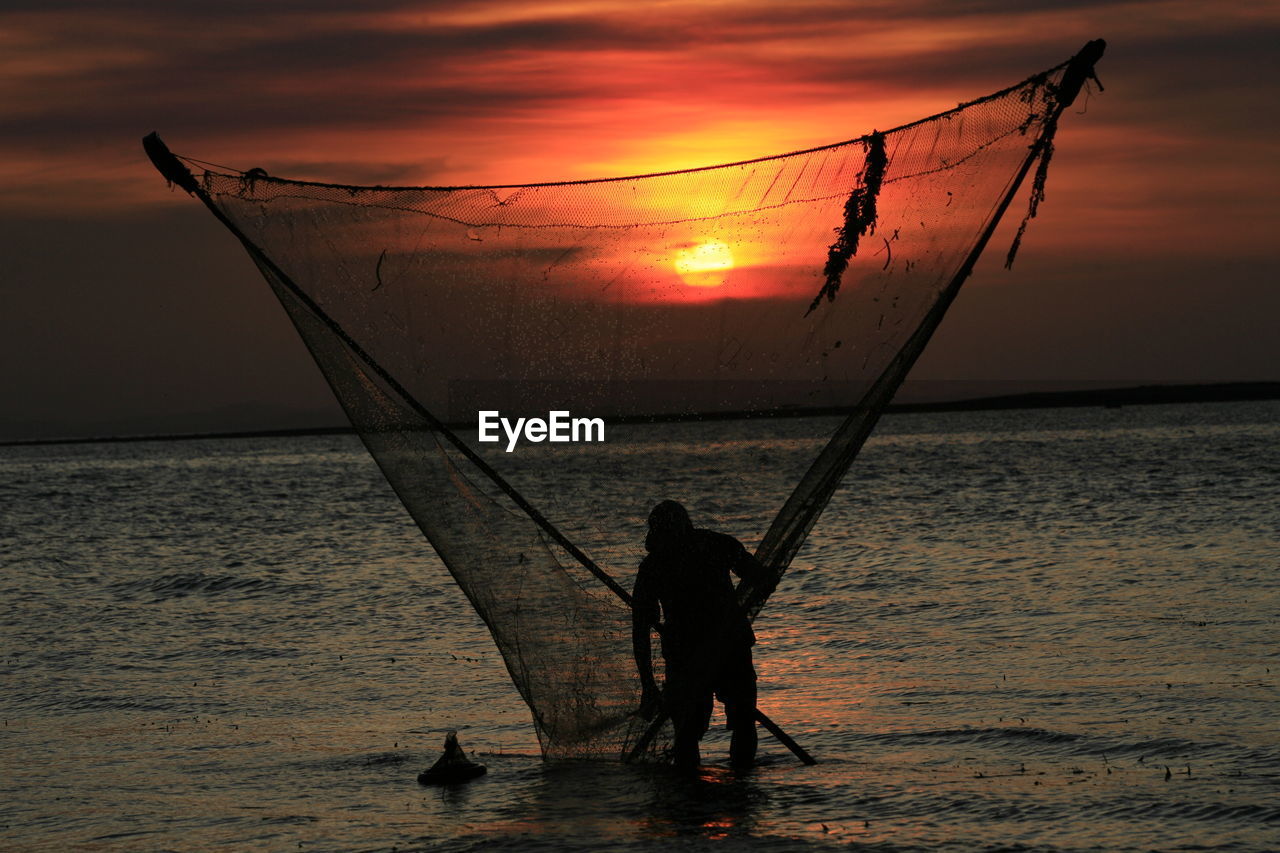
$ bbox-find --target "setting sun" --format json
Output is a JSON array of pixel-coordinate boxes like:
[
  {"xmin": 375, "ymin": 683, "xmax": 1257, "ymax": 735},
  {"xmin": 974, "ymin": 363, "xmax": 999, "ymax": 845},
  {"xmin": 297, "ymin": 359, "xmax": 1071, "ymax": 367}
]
[{"xmin": 674, "ymin": 241, "xmax": 734, "ymax": 287}]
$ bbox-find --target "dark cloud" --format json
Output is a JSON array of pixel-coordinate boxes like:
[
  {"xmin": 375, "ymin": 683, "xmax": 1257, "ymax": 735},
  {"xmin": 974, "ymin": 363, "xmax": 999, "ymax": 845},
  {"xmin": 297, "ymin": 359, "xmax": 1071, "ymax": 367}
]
[{"xmin": 7, "ymin": 1, "xmax": 1275, "ymax": 159}]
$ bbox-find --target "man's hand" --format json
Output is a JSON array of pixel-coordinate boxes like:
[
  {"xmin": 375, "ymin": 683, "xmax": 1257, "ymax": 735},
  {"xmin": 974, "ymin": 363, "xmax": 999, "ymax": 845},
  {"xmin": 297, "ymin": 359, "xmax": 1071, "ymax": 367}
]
[{"xmin": 638, "ymin": 681, "xmax": 662, "ymax": 720}]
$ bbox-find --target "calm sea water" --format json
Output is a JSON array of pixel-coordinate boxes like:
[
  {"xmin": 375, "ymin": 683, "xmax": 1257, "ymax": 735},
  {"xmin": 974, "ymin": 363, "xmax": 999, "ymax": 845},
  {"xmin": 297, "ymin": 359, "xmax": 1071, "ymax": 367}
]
[{"xmin": 2, "ymin": 401, "xmax": 1277, "ymax": 851}]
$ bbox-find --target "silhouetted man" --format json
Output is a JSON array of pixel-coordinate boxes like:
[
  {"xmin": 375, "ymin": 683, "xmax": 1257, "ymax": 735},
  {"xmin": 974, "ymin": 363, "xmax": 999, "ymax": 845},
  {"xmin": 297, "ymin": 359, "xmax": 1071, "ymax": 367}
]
[{"xmin": 632, "ymin": 500, "xmax": 766, "ymax": 770}]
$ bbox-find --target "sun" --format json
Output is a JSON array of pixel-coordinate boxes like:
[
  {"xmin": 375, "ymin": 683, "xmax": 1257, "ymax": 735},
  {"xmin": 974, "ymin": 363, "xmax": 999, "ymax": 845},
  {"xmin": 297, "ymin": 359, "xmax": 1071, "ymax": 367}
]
[{"xmin": 674, "ymin": 241, "xmax": 734, "ymax": 287}]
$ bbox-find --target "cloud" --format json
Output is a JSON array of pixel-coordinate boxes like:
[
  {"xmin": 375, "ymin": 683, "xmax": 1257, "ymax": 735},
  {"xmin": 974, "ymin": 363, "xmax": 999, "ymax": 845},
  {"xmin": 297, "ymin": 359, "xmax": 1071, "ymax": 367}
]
[{"xmin": 5, "ymin": 1, "xmax": 1274, "ymax": 171}]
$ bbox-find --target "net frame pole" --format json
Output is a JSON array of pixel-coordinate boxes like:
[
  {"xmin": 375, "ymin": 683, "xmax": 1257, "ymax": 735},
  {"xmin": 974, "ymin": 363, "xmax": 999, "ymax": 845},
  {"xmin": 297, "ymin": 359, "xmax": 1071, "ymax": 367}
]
[
  {"xmin": 143, "ymin": 133, "xmax": 814, "ymax": 766},
  {"xmin": 740, "ymin": 38, "xmax": 1107, "ymax": 617},
  {"xmin": 144, "ymin": 132, "xmax": 631, "ymax": 604}
]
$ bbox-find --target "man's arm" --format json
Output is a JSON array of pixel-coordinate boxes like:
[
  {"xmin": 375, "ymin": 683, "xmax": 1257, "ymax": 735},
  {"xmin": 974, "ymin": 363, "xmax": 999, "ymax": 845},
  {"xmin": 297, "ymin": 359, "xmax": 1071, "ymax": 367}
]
[
  {"xmin": 723, "ymin": 533, "xmax": 774, "ymax": 618},
  {"xmin": 728, "ymin": 536, "xmax": 768, "ymax": 586}
]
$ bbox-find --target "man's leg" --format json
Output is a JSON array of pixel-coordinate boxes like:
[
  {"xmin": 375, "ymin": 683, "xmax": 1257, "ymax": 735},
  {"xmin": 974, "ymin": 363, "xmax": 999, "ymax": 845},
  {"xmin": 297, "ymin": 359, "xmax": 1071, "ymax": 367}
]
[
  {"xmin": 665, "ymin": 666, "xmax": 714, "ymax": 770},
  {"xmin": 719, "ymin": 645, "xmax": 758, "ymax": 770},
  {"xmin": 729, "ymin": 713, "xmax": 757, "ymax": 770},
  {"xmin": 672, "ymin": 721, "xmax": 701, "ymax": 770}
]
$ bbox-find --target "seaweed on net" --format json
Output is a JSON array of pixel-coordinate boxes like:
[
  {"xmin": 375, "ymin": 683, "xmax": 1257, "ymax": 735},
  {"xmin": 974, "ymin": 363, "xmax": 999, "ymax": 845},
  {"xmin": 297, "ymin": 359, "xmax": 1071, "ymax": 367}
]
[{"xmin": 808, "ymin": 131, "xmax": 888, "ymax": 315}]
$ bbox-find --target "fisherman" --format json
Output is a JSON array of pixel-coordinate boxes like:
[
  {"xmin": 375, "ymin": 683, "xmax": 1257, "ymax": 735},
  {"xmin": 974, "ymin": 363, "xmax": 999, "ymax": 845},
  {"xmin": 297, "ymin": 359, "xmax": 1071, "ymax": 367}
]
[{"xmin": 632, "ymin": 500, "xmax": 767, "ymax": 770}]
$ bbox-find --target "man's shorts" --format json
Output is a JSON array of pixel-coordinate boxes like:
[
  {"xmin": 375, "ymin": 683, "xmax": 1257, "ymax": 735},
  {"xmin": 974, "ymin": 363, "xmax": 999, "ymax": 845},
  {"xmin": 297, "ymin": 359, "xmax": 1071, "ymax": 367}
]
[{"xmin": 663, "ymin": 642, "xmax": 757, "ymax": 738}]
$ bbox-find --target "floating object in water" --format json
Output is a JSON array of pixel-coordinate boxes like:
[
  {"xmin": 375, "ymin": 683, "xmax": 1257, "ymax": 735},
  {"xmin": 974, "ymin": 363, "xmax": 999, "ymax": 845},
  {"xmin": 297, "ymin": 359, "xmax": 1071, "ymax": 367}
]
[{"xmin": 417, "ymin": 731, "xmax": 486, "ymax": 785}]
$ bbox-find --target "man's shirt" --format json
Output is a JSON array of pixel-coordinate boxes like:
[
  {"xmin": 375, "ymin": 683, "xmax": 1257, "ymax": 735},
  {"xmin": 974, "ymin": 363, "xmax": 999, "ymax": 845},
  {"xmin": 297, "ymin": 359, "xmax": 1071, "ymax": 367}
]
[{"xmin": 633, "ymin": 529, "xmax": 765, "ymax": 660}]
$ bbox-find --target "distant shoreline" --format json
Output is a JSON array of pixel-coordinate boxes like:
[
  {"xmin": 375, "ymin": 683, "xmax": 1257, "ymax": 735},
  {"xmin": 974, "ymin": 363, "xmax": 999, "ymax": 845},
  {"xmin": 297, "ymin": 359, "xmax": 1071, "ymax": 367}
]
[{"xmin": 4, "ymin": 381, "xmax": 1276, "ymax": 448}]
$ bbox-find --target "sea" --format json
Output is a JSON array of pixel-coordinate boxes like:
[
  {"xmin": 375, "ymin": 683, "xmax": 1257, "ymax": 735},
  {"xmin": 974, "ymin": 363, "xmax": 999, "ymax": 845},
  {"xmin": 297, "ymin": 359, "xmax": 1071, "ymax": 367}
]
[{"xmin": 2, "ymin": 400, "xmax": 1277, "ymax": 852}]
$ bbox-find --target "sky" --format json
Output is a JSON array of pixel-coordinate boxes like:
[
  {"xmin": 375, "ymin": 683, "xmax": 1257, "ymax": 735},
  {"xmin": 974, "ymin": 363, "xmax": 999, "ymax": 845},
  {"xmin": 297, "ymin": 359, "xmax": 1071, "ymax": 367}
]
[{"xmin": 1, "ymin": 0, "xmax": 1277, "ymax": 440}]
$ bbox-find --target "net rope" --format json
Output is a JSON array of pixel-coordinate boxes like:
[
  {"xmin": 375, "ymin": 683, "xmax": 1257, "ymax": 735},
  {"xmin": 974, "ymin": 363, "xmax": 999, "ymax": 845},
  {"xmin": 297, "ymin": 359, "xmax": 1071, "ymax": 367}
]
[{"xmin": 147, "ymin": 42, "xmax": 1102, "ymax": 760}]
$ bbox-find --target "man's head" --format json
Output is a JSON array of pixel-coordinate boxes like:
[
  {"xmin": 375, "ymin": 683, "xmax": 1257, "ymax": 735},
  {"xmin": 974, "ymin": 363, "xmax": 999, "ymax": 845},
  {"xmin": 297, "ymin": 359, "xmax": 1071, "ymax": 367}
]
[{"xmin": 646, "ymin": 500, "xmax": 693, "ymax": 554}]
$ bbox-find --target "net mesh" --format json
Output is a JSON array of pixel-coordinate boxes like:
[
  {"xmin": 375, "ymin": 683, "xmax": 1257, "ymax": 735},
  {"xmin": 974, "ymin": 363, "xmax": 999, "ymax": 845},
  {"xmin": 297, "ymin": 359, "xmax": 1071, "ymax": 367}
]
[{"xmin": 150, "ymin": 47, "xmax": 1099, "ymax": 760}]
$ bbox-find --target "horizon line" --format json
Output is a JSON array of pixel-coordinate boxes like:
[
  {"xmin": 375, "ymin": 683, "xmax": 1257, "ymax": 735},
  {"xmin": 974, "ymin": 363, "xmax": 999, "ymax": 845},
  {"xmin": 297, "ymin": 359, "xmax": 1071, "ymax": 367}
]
[{"xmin": 3, "ymin": 381, "xmax": 1276, "ymax": 449}]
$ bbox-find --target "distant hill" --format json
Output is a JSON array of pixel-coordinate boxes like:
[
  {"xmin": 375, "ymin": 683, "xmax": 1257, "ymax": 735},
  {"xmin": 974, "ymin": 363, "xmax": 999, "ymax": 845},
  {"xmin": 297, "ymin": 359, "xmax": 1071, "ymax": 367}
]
[
  {"xmin": 886, "ymin": 381, "xmax": 1280, "ymax": 413},
  {"xmin": 2, "ymin": 382, "xmax": 1276, "ymax": 447}
]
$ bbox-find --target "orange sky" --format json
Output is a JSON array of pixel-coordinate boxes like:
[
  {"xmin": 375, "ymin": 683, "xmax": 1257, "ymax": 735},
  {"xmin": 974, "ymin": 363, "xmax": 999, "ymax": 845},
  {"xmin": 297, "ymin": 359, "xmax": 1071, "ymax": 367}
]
[{"xmin": 1, "ymin": 0, "xmax": 1277, "ymax": 439}]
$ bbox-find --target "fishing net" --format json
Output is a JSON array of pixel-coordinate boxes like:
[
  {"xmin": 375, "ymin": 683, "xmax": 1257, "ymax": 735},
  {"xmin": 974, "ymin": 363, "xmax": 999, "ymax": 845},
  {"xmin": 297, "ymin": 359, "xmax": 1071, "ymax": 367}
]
[{"xmin": 146, "ymin": 42, "xmax": 1103, "ymax": 760}]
